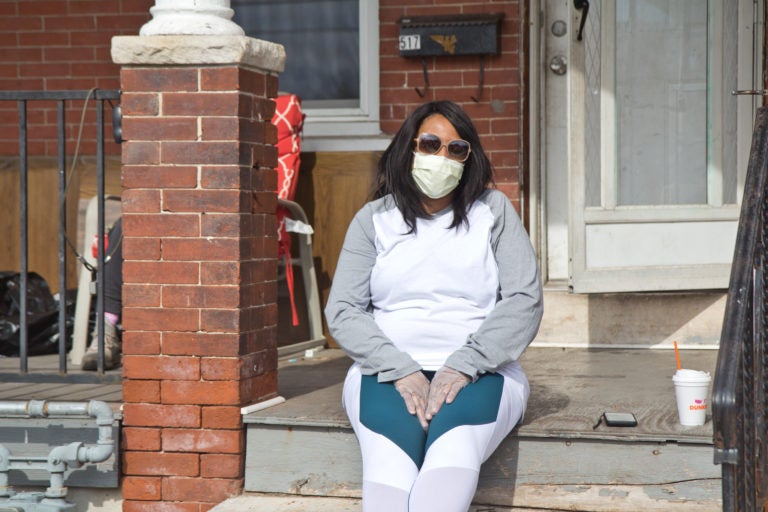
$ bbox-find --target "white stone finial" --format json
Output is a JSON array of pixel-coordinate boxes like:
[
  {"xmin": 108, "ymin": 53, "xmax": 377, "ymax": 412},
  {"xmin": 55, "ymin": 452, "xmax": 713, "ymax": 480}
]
[{"xmin": 140, "ymin": 0, "xmax": 245, "ymax": 36}]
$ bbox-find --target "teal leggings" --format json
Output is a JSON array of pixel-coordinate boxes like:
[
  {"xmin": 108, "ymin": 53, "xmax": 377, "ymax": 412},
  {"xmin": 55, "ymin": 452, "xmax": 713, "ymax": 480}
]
[
  {"xmin": 359, "ymin": 371, "xmax": 504, "ymax": 468},
  {"xmin": 342, "ymin": 363, "xmax": 529, "ymax": 512}
]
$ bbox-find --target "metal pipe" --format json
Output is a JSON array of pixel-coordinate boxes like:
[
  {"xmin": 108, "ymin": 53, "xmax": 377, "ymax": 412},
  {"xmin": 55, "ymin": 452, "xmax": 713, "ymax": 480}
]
[
  {"xmin": 0, "ymin": 444, "xmax": 10, "ymax": 497},
  {"xmin": 0, "ymin": 400, "xmax": 114, "ymax": 445},
  {"xmin": 0, "ymin": 400, "xmax": 114, "ymax": 464},
  {"xmin": 57, "ymin": 99, "xmax": 68, "ymax": 373},
  {"xmin": 0, "ymin": 400, "xmax": 115, "ymax": 502},
  {"xmin": 18, "ymin": 99, "xmax": 28, "ymax": 374}
]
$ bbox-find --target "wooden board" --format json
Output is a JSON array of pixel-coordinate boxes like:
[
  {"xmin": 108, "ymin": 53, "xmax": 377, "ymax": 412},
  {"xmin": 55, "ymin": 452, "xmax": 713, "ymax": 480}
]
[
  {"xmin": 0, "ymin": 354, "xmax": 123, "ymax": 403},
  {"xmin": 292, "ymin": 151, "xmax": 379, "ymax": 347},
  {"xmin": 247, "ymin": 347, "xmax": 717, "ymax": 444},
  {"xmin": 0, "ymin": 156, "xmax": 122, "ymax": 295},
  {"xmin": 244, "ymin": 424, "xmax": 719, "ymax": 507}
]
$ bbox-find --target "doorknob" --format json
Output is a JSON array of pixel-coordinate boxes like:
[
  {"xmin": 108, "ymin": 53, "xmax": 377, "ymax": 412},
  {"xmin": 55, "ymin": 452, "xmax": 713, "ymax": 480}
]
[{"xmin": 549, "ymin": 55, "xmax": 567, "ymax": 75}]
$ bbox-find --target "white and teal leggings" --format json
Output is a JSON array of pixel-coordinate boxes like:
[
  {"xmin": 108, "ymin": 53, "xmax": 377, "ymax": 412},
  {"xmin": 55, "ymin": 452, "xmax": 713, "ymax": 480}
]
[{"xmin": 343, "ymin": 362, "xmax": 529, "ymax": 512}]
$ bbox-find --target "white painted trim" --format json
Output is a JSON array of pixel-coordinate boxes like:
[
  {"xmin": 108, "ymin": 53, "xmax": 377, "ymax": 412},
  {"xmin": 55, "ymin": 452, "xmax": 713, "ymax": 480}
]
[
  {"xmin": 709, "ymin": 0, "xmax": 725, "ymax": 207},
  {"xmin": 568, "ymin": 1, "xmax": 587, "ymax": 290},
  {"xmin": 736, "ymin": 0, "xmax": 763, "ymax": 205},
  {"xmin": 241, "ymin": 396, "xmax": 286, "ymax": 415},
  {"xmin": 530, "ymin": 341, "xmax": 720, "ymax": 350},
  {"xmin": 302, "ymin": 134, "xmax": 391, "ymax": 153},
  {"xmin": 583, "ymin": 204, "xmax": 740, "ymax": 223},
  {"xmin": 600, "ymin": 0, "xmax": 616, "ymax": 209},
  {"xmin": 571, "ymin": 263, "xmax": 732, "ymax": 293},
  {"xmin": 528, "ymin": 0, "xmax": 544, "ymax": 278}
]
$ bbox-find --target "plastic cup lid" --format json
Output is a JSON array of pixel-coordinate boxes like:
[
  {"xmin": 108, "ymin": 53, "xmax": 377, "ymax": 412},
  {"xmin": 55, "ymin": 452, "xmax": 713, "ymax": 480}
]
[{"xmin": 673, "ymin": 369, "xmax": 711, "ymax": 382}]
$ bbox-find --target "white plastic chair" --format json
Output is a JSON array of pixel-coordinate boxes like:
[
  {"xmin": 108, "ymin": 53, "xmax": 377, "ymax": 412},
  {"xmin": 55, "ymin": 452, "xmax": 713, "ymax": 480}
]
[{"xmin": 69, "ymin": 195, "xmax": 121, "ymax": 366}]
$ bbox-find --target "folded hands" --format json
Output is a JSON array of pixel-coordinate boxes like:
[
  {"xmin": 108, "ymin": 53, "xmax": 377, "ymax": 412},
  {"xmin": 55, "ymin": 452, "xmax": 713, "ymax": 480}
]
[{"xmin": 394, "ymin": 367, "xmax": 471, "ymax": 430}]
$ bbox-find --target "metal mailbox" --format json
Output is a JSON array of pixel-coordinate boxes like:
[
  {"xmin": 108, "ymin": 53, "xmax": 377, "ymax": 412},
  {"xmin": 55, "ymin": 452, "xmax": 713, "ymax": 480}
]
[{"xmin": 398, "ymin": 13, "xmax": 504, "ymax": 57}]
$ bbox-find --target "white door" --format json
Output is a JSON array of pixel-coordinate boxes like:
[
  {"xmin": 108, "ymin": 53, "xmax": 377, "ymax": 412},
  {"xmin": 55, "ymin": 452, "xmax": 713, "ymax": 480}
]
[{"xmin": 539, "ymin": 0, "xmax": 762, "ymax": 293}]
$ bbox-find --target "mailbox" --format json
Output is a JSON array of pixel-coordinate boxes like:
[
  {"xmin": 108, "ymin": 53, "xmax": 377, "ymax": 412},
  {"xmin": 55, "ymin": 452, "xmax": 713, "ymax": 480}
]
[
  {"xmin": 397, "ymin": 13, "xmax": 504, "ymax": 100},
  {"xmin": 398, "ymin": 13, "xmax": 504, "ymax": 57}
]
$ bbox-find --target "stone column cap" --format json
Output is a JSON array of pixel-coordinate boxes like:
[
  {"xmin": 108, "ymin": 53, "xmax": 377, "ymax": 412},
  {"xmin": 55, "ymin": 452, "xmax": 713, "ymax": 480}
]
[{"xmin": 112, "ymin": 35, "xmax": 285, "ymax": 73}]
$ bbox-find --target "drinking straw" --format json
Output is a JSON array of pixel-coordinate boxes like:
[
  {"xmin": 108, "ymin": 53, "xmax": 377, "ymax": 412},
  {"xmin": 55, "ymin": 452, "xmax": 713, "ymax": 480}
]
[{"xmin": 673, "ymin": 340, "xmax": 682, "ymax": 371}]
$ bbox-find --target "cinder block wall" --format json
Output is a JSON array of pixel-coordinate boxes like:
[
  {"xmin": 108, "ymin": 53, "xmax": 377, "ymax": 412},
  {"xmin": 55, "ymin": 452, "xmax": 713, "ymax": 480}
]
[{"xmin": 379, "ymin": 0, "xmax": 529, "ymax": 212}]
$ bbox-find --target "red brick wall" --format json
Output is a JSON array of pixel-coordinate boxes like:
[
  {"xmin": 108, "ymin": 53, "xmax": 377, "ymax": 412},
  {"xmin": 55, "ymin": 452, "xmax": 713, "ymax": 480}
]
[
  {"xmin": 0, "ymin": 0, "xmax": 152, "ymax": 156},
  {"xmin": 1, "ymin": 0, "xmax": 529, "ymax": 204},
  {"xmin": 117, "ymin": 63, "xmax": 280, "ymax": 511},
  {"xmin": 379, "ymin": 0, "xmax": 528, "ymax": 211}
]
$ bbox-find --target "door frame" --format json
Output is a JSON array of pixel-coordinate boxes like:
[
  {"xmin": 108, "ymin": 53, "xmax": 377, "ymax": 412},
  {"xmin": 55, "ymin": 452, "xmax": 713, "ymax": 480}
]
[{"xmin": 527, "ymin": 0, "xmax": 545, "ymax": 282}]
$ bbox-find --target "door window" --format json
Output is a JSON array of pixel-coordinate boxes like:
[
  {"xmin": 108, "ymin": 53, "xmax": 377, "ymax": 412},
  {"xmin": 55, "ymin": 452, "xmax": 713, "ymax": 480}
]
[{"xmin": 615, "ymin": 1, "xmax": 709, "ymax": 206}]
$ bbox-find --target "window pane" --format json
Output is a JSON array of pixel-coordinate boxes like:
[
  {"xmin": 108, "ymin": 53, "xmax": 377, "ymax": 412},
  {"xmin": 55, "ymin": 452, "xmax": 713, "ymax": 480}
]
[
  {"xmin": 232, "ymin": 0, "xmax": 360, "ymax": 106},
  {"xmin": 615, "ymin": 0, "xmax": 708, "ymax": 206},
  {"xmin": 584, "ymin": 0, "xmax": 602, "ymax": 207}
]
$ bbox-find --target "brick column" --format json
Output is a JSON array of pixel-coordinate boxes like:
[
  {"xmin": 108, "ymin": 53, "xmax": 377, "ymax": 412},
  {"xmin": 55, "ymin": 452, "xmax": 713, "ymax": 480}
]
[{"xmin": 111, "ymin": 35, "xmax": 285, "ymax": 511}]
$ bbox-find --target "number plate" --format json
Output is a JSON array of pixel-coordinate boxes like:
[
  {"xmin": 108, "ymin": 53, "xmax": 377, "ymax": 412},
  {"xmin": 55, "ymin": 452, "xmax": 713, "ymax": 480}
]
[{"xmin": 399, "ymin": 34, "xmax": 421, "ymax": 51}]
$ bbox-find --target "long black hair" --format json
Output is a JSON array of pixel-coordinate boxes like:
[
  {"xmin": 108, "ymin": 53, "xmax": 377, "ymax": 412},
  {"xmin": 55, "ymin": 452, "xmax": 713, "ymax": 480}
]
[{"xmin": 374, "ymin": 101, "xmax": 494, "ymax": 232}]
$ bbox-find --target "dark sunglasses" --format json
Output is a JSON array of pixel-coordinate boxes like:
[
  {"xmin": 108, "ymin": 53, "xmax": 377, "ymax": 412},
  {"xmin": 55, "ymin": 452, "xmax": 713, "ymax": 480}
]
[{"xmin": 413, "ymin": 133, "xmax": 472, "ymax": 162}]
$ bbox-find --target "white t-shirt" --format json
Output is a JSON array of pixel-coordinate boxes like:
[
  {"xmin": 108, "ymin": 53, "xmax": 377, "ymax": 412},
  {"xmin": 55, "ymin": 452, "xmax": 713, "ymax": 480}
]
[{"xmin": 370, "ymin": 200, "xmax": 499, "ymax": 370}]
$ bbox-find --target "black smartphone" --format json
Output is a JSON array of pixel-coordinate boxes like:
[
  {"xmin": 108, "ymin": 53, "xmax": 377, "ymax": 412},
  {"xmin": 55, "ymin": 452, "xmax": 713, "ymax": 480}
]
[{"xmin": 603, "ymin": 412, "xmax": 638, "ymax": 427}]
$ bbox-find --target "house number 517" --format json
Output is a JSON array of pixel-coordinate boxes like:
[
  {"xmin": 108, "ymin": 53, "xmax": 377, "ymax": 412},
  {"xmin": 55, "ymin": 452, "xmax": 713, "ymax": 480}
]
[{"xmin": 399, "ymin": 34, "xmax": 421, "ymax": 51}]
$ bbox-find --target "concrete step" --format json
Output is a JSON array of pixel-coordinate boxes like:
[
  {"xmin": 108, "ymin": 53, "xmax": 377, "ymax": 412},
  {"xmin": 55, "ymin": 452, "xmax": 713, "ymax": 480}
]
[
  {"xmin": 241, "ymin": 348, "xmax": 722, "ymax": 511},
  {"xmin": 536, "ymin": 286, "xmax": 725, "ymax": 348},
  {"xmin": 209, "ymin": 493, "xmax": 602, "ymax": 512},
  {"xmin": 210, "ymin": 495, "xmax": 360, "ymax": 512}
]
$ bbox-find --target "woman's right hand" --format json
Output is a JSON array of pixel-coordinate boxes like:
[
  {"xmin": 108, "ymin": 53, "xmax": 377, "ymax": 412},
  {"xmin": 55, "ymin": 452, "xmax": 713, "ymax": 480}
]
[{"xmin": 394, "ymin": 371, "xmax": 430, "ymax": 430}]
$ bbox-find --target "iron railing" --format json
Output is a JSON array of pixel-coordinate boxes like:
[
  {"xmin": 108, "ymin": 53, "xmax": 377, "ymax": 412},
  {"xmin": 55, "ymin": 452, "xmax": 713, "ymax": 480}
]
[
  {"xmin": 713, "ymin": 105, "xmax": 768, "ymax": 511},
  {"xmin": 0, "ymin": 90, "xmax": 121, "ymax": 383}
]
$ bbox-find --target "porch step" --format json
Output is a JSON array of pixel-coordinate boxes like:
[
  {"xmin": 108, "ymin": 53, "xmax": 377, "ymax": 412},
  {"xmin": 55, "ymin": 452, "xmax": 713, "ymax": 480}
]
[
  {"xmin": 209, "ymin": 493, "xmax": 606, "ymax": 512},
  {"xmin": 241, "ymin": 348, "xmax": 721, "ymax": 511},
  {"xmin": 210, "ymin": 494, "xmax": 361, "ymax": 512},
  {"xmin": 536, "ymin": 287, "xmax": 725, "ymax": 348}
]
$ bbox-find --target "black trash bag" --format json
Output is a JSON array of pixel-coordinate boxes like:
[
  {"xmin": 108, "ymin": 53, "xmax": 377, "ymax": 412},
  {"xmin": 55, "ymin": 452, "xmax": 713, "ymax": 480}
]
[{"xmin": 0, "ymin": 272, "xmax": 74, "ymax": 357}]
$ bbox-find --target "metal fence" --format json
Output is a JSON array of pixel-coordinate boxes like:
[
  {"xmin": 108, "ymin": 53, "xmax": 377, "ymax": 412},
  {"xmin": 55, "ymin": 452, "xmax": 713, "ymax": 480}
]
[
  {"xmin": 0, "ymin": 90, "xmax": 121, "ymax": 383},
  {"xmin": 712, "ymin": 105, "xmax": 768, "ymax": 511}
]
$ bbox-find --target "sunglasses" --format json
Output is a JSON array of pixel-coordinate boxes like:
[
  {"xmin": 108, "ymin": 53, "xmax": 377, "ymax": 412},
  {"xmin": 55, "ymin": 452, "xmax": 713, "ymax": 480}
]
[{"xmin": 413, "ymin": 133, "xmax": 472, "ymax": 162}]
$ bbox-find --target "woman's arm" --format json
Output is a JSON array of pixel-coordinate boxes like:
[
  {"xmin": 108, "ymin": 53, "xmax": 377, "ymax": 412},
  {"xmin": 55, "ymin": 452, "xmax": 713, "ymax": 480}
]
[
  {"xmin": 444, "ymin": 190, "xmax": 543, "ymax": 379},
  {"xmin": 324, "ymin": 202, "xmax": 422, "ymax": 382}
]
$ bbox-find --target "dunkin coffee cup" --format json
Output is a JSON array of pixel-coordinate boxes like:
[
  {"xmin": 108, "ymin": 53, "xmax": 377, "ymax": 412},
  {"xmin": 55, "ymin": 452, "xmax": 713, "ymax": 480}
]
[{"xmin": 672, "ymin": 369, "xmax": 711, "ymax": 426}]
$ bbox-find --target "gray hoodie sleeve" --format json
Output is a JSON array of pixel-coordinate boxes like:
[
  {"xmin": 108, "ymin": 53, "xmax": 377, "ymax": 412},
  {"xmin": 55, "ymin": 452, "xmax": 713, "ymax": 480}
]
[
  {"xmin": 324, "ymin": 200, "xmax": 422, "ymax": 382},
  {"xmin": 444, "ymin": 190, "xmax": 543, "ymax": 379}
]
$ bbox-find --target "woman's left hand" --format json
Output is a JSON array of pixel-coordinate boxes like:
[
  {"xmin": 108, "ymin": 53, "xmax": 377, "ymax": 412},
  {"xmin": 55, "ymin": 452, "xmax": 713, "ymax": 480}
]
[{"xmin": 425, "ymin": 367, "xmax": 471, "ymax": 420}]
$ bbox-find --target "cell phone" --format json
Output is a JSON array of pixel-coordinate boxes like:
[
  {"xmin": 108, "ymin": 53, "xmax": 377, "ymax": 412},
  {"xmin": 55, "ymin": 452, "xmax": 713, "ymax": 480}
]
[{"xmin": 603, "ymin": 412, "xmax": 638, "ymax": 427}]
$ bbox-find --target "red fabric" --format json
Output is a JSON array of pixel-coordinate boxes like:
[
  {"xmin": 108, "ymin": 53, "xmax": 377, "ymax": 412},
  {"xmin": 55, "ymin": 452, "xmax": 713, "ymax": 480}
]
[{"xmin": 272, "ymin": 94, "xmax": 305, "ymax": 326}]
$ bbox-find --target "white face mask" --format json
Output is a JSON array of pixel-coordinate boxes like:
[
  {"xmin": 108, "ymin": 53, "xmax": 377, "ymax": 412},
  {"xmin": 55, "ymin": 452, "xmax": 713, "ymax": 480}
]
[{"xmin": 411, "ymin": 152, "xmax": 465, "ymax": 199}]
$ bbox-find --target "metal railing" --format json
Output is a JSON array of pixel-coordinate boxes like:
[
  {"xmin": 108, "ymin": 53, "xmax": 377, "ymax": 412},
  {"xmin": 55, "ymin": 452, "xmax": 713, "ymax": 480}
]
[
  {"xmin": 712, "ymin": 106, "xmax": 768, "ymax": 511},
  {"xmin": 0, "ymin": 90, "xmax": 121, "ymax": 383}
]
